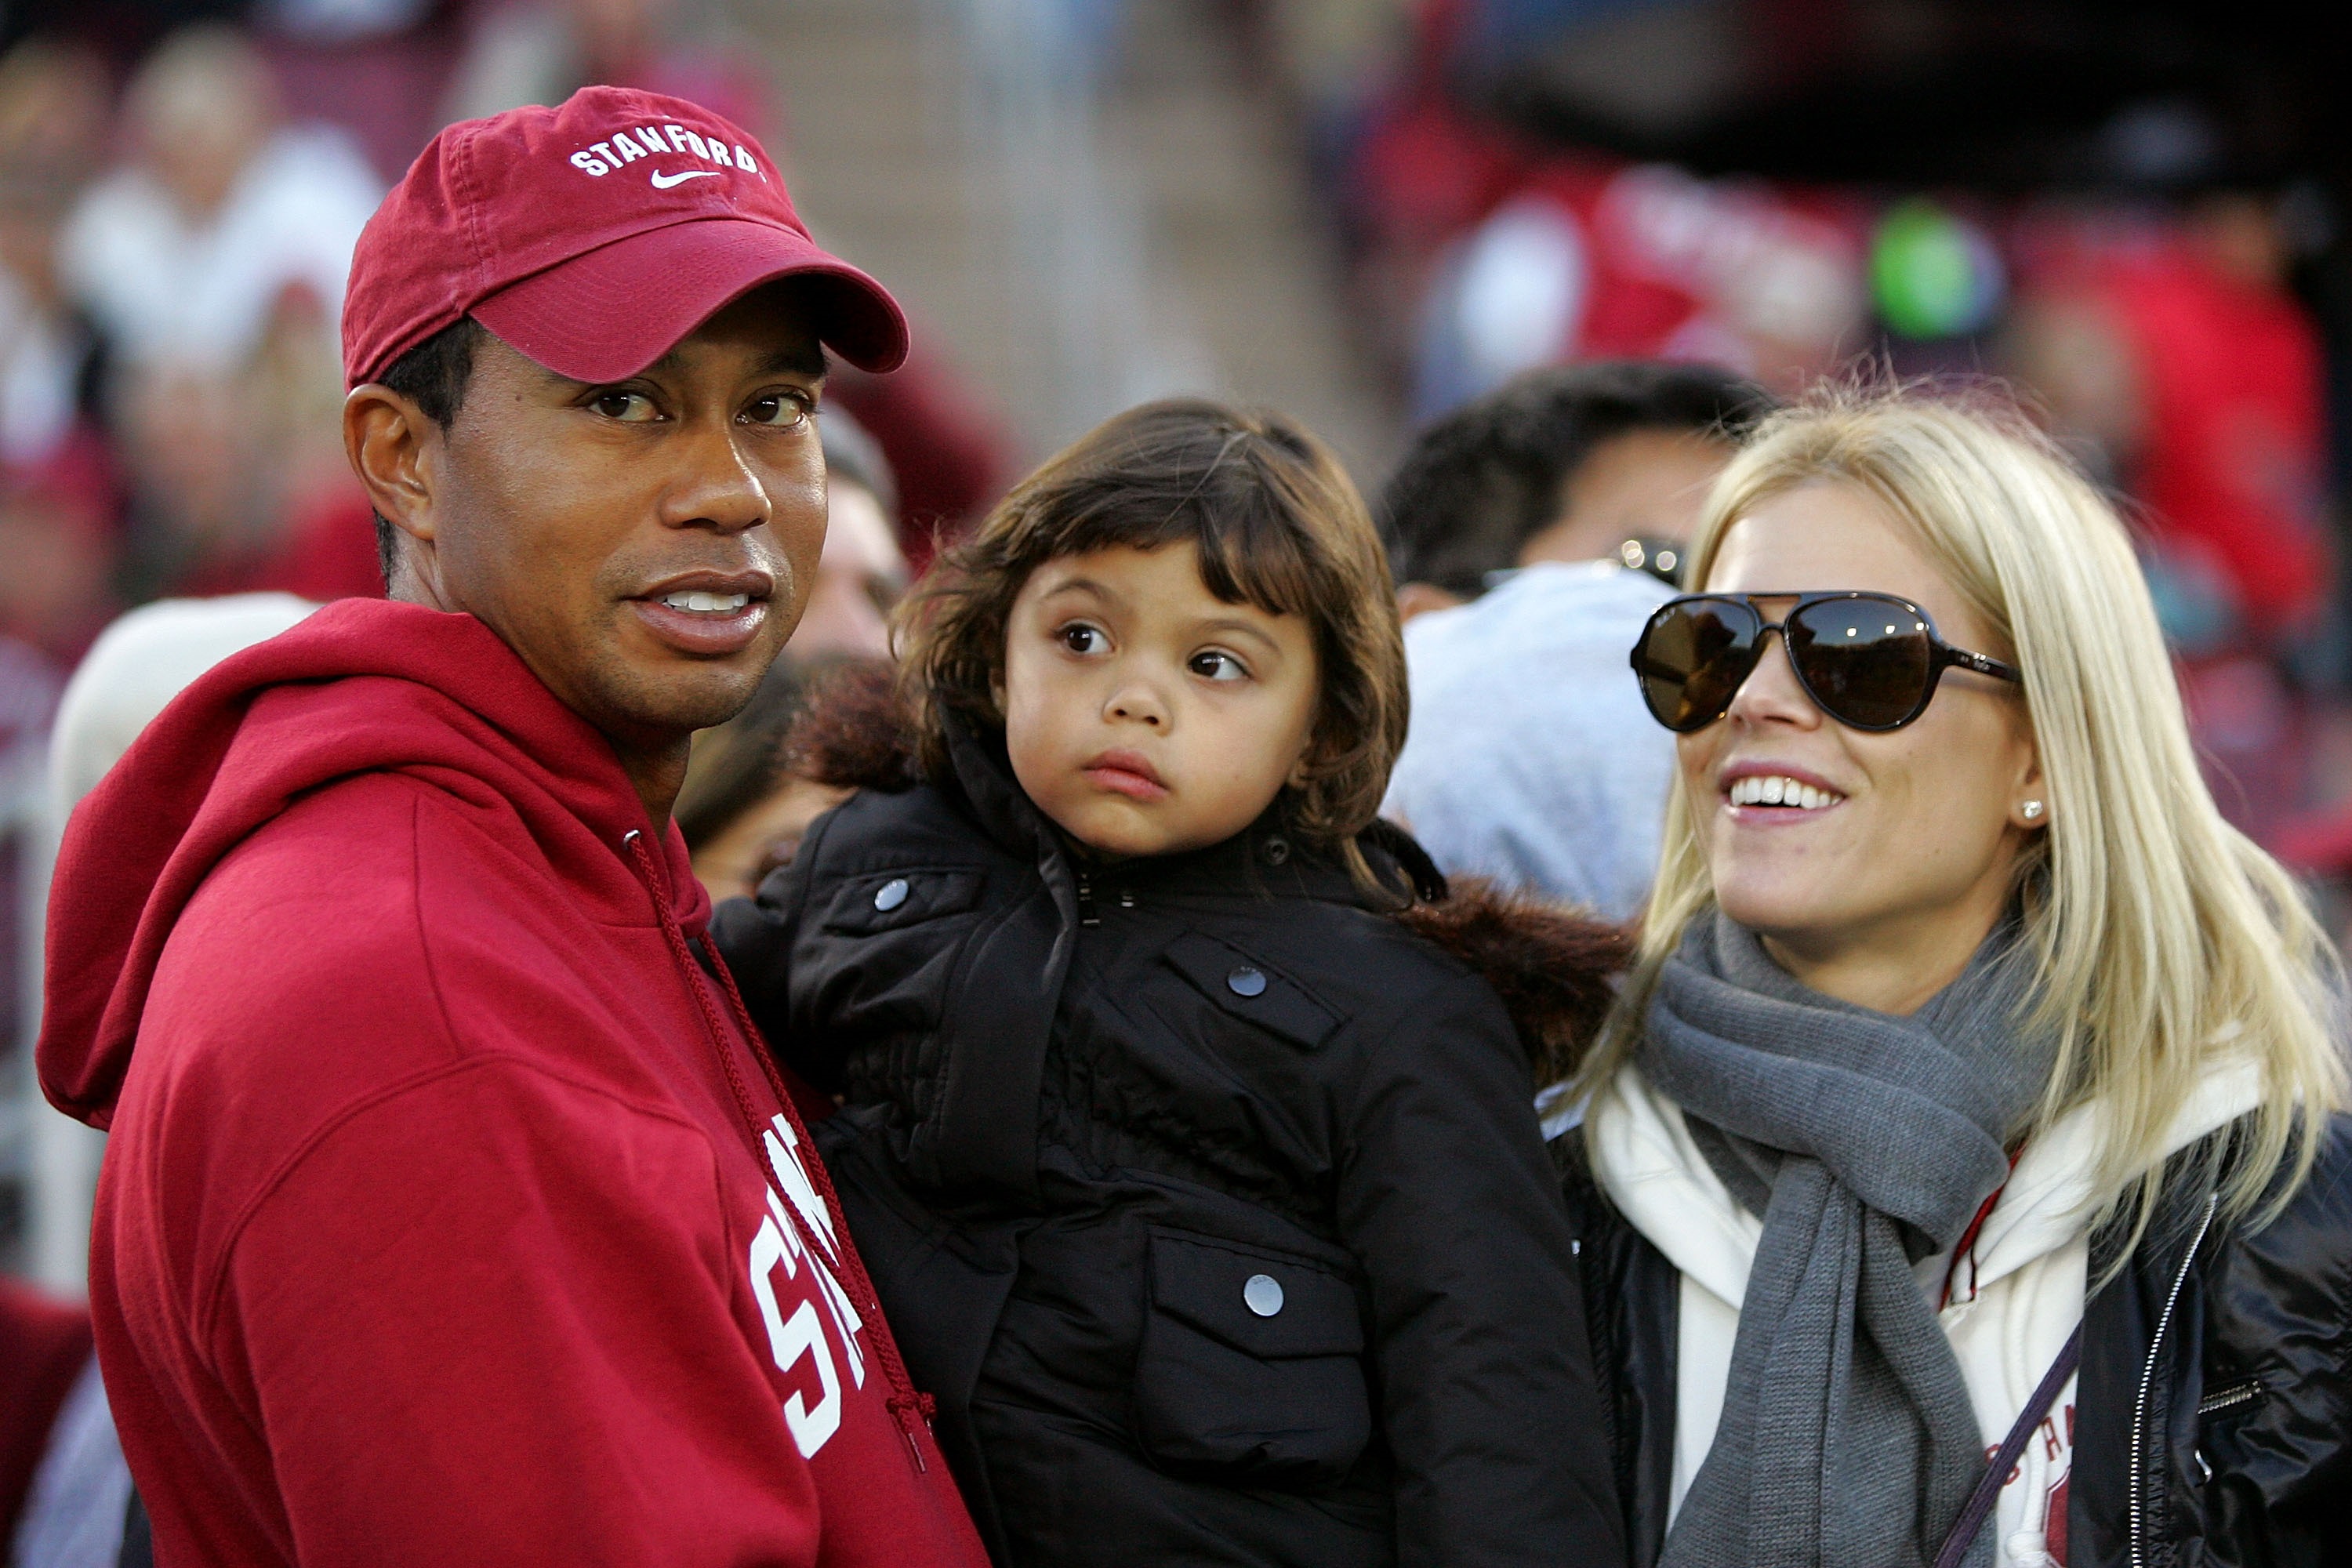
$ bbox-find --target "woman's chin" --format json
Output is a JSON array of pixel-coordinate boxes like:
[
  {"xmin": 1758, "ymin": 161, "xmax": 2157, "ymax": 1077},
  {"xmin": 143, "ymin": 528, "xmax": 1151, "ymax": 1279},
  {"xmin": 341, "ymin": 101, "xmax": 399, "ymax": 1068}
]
[{"xmin": 1710, "ymin": 877, "xmax": 1848, "ymax": 944}]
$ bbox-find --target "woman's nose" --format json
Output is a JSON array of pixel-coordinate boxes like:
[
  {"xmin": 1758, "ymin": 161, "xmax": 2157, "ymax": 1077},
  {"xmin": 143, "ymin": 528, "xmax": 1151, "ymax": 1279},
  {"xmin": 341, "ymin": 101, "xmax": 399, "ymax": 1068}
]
[{"xmin": 1722, "ymin": 630, "xmax": 1822, "ymax": 728}]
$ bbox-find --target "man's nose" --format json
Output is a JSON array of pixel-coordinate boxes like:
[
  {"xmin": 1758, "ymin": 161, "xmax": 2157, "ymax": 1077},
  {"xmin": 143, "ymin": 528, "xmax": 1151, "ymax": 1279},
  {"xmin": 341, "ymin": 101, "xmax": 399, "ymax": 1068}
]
[{"xmin": 659, "ymin": 418, "xmax": 769, "ymax": 534}]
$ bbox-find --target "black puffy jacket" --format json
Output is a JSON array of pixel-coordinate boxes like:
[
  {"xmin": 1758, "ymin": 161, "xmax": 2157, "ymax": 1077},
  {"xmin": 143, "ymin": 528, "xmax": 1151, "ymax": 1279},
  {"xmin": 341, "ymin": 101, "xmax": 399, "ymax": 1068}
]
[
  {"xmin": 1555, "ymin": 1114, "xmax": 2352, "ymax": 1568},
  {"xmin": 714, "ymin": 702, "xmax": 1628, "ymax": 1568}
]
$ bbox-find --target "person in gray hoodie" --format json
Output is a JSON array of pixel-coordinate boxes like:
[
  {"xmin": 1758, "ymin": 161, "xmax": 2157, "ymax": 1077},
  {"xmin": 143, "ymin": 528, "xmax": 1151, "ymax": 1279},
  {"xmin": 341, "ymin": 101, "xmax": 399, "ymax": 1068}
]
[{"xmin": 1379, "ymin": 361, "xmax": 1771, "ymax": 922}]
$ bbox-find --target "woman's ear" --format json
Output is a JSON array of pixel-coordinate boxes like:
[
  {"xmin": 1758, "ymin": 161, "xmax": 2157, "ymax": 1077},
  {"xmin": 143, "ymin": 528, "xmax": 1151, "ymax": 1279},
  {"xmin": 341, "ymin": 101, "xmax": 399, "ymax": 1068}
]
[{"xmin": 2008, "ymin": 730, "xmax": 2049, "ymax": 830}]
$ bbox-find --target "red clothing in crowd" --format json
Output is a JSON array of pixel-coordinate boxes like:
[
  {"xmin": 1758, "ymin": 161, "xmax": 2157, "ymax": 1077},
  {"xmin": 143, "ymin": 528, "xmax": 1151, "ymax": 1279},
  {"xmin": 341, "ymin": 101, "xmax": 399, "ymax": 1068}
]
[
  {"xmin": 0, "ymin": 1279, "xmax": 94, "ymax": 1543},
  {"xmin": 37, "ymin": 597, "xmax": 987, "ymax": 1568},
  {"xmin": 2097, "ymin": 241, "xmax": 2332, "ymax": 633},
  {"xmin": 171, "ymin": 488, "xmax": 389, "ymax": 605}
]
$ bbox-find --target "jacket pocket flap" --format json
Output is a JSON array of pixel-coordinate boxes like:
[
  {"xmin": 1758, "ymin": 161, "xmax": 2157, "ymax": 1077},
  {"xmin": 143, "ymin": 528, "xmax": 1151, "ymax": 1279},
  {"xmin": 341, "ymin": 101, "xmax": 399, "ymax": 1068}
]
[
  {"xmin": 1148, "ymin": 1229, "xmax": 1363, "ymax": 1359},
  {"xmin": 1160, "ymin": 931, "xmax": 1341, "ymax": 1050},
  {"xmin": 819, "ymin": 869, "xmax": 987, "ymax": 935}
]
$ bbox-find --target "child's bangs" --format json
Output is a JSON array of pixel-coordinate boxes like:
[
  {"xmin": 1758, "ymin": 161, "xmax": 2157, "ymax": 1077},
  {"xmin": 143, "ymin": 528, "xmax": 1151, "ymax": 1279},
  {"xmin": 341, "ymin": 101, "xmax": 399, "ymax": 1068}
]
[
  {"xmin": 1040, "ymin": 474, "xmax": 1326, "ymax": 626},
  {"xmin": 1189, "ymin": 495, "xmax": 1324, "ymax": 623}
]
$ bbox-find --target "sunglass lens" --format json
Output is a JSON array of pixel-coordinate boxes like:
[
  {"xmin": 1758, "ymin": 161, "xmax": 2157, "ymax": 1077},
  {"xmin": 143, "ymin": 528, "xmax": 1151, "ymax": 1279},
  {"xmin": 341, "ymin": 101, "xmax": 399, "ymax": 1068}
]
[
  {"xmin": 1636, "ymin": 600, "xmax": 1758, "ymax": 731},
  {"xmin": 1788, "ymin": 597, "xmax": 1933, "ymax": 728}
]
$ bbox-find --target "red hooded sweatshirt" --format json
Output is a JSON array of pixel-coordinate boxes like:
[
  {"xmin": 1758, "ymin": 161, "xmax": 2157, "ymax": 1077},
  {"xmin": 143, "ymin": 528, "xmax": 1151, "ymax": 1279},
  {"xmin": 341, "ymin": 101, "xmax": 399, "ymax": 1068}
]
[{"xmin": 38, "ymin": 597, "xmax": 988, "ymax": 1568}]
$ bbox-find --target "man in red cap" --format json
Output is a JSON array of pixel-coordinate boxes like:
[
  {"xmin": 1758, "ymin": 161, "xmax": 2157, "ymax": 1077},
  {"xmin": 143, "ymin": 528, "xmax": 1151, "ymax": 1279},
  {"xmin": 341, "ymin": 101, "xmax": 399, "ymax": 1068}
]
[{"xmin": 37, "ymin": 87, "xmax": 990, "ymax": 1567}]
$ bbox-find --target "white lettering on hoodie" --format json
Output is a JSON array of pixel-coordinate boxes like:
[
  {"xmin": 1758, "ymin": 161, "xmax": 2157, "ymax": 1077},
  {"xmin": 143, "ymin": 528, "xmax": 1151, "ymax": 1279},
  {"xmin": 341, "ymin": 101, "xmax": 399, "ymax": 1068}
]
[{"xmin": 746, "ymin": 1113, "xmax": 869, "ymax": 1458}]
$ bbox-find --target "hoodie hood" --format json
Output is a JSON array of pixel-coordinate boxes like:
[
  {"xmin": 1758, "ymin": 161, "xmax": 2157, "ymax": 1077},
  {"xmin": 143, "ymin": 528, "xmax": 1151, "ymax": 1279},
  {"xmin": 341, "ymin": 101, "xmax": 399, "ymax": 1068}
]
[{"xmin": 38, "ymin": 597, "xmax": 707, "ymax": 1129}]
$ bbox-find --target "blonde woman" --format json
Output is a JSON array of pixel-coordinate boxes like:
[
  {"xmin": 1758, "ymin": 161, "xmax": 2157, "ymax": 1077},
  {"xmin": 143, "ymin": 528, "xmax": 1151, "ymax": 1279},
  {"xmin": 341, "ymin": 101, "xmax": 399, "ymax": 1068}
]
[{"xmin": 1555, "ymin": 389, "xmax": 2350, "ymax": 1568}]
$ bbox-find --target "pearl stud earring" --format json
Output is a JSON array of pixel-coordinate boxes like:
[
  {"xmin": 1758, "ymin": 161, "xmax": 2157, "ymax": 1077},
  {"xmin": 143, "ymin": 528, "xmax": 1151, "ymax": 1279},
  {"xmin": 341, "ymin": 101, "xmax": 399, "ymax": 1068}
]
[{"xmin": 2021, "ymin": 800, "xmax": 2045, "ymax": 822}]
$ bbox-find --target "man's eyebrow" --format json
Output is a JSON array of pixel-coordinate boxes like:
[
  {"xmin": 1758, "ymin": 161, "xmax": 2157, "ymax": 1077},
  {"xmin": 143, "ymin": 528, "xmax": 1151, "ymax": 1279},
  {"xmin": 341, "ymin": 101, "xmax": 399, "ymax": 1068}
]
[
  {"xmin": 588, "ymin": 340, "xmax": 829, "ymax": 385},
  {"xmin": 757, "ymin": 344, "xmax": 829, "ymax": 379}
]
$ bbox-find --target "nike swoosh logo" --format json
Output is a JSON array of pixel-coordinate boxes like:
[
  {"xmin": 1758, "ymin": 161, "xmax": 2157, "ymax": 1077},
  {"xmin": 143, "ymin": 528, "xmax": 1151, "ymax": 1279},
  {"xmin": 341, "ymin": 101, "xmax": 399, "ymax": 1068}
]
[{"xmin": 650, "ymin": 169, "xmax": 720, "ymax": 189}]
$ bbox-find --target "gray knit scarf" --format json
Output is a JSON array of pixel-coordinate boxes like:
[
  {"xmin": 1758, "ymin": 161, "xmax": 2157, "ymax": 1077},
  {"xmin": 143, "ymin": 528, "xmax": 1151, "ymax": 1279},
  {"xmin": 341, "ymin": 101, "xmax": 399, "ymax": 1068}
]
[{"xmin": 1642, "ymin": 911, "xmax": 2053, "ymax": 1568}]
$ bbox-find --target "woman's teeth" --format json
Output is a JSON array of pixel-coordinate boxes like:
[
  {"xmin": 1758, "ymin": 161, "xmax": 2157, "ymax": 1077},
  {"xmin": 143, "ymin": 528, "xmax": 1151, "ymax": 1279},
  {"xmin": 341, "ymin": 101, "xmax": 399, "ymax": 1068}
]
[
  {"xmin": 659, "ymin": 591, "xmax": 751, "ymax": 613},
  {"xmin": 1728, "ymin": 775, "xmax": 1842, "ymax": 810}
]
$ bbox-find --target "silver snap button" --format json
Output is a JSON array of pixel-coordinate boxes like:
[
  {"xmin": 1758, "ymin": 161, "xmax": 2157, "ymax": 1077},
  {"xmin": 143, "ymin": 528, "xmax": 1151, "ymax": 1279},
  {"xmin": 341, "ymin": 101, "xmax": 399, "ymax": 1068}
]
[
  {"xmin": 873, "ymin": 877, "xmax": 909, "ymax": 913},
  {"xmin": 1243, "ymin": 1273, "xmax": 1284, "ymax": 1317},
  {"xmin": 1264, "ymin": 837, "xmax": 1290, "ymax": 866},
  {"xmin": 1226, "ymin": 965, "xmax": 1266, "ymax": 998}
]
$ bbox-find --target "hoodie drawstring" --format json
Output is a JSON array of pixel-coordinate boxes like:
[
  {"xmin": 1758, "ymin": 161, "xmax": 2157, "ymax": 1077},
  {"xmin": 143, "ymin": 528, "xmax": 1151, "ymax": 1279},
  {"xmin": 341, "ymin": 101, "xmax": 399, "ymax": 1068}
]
[{"xmin": 622, "ymin": 829, "xmax": 938, "ymax": 1470}]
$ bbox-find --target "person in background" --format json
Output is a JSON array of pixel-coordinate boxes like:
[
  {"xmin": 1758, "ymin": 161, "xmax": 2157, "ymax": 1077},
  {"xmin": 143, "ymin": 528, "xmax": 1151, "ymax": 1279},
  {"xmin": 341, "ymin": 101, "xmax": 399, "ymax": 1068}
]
[
  {"xmin": 1379, "ymin": 361, "xmax": 1771, "ymax": 920},
  {"xmin": 0, "ymin": 41, "xmax": 120, "ymax": 665},
  {"xmin": 0, "ymin": 39, "xmax": 108, "ymax": 471},
  {"xmin": 0, "ymin": 437, "xmax": 115, "ymax": 666},
  {"xmin": 2, "ymin": 1276, "xmax": 128, "ymax": 1568},
  {"xmin": 48, "ymin": 594, "xmax": 321, "ymax": 811},
  {"xmin": 677, "ymin": 408, "xmax": 906, "ymax": 901},
  {"xmin": 57, "ymin": 25, "xmax": 379, "ymax": 378},
  {"xmin": 441, "ymin": 0, "xmax": 769, "ymax": 143},
  {"xmin": 60, "ymin": 25, "xmax": 383, "ymax": 605},
  {"xmin": 24, "ymin": 594, "xmax": 327, "ymax": 1495},
  {"xmin": 793, "ymin": 405, "xmax": 907, "ymax": 662},
  {"xmin": 1564, "ymin": 389, "xmax": 2350, "ymax": 1568},
  {"xmin": 1380, "ymin": 359, "xmax": 1771, "ymax": 620},
  {"xmin": 2001, "ymin": 192, "xmax": 2331, "ymax": 841},
  {"xmin": 677, "ymin": 654, "xmax": 858, "ymax": 903}
]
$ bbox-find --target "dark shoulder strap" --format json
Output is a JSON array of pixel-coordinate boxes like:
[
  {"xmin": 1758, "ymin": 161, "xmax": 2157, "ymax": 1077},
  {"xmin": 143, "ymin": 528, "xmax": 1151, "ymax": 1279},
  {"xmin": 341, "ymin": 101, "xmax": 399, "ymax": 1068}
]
[{"xmin": 1934, "ymin": 1324, "xmax": 2084, "ymax": 1568}]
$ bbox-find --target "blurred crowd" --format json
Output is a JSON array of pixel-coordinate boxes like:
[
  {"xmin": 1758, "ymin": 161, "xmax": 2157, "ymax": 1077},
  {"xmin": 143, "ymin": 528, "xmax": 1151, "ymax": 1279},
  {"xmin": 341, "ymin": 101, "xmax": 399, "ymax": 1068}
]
[
  {"xmin": 1244, "ymin": 0, "xmax": 2351, "ymax": 862},
  {"xmin": 2, "ymin": 0, "xmax": 2345, "ymax": 833},
  {"xmin": 3, "ymin": 3, "xmax": 2352, "ymax": 1555},
  {"xmin": 0, "ymin": 0, "xmax": 1011, "ymax": 710}
]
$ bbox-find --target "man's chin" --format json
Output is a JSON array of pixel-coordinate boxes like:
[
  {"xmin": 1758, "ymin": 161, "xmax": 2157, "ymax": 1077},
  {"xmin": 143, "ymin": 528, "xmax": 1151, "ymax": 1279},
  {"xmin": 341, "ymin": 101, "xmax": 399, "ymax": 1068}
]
[{"xmin": 590, "ymin": 655, "xmax": 775, "ymax": 739}]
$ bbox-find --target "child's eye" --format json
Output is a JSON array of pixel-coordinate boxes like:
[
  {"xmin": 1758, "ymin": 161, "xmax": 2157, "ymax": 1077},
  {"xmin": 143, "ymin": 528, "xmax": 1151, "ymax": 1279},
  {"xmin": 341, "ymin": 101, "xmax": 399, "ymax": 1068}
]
[
  {"xmin": 1058, "ymin": 623, "xmax": 1107, "ymax": 655},
  {"xmin": 1189, "ymin": 649, "xmax": 1250, "ymax": 682}
]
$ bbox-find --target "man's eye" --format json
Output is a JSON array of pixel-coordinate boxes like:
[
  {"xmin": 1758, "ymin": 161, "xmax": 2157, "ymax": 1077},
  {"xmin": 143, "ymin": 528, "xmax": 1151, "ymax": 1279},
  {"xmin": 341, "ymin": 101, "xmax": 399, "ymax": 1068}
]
[
  {"xmin": 1058, "ymin": 624, "xmax": 1106, "ymax": 655},
  {"xmin": 744, "ymin": 392, "xmax": 813, "ymax": 429},
  {"xmin": 589, "ymin": 390, "xmax": 658, "ymax": 422},
  {"xmin": 1189, "ymin": 650, "xmax": 1248, "ymax": 682}
]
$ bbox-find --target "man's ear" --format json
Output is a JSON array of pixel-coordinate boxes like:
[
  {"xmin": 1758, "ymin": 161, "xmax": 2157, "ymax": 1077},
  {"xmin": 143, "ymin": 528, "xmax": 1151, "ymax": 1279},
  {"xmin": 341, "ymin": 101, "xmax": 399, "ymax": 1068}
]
[
  {"xmin": 344, "ymin": 383, "xmax": 442, "ymax": 590},
  {"xmin": 1396, "ymin": 581, "xmax": 1464, "ymax": 622}
]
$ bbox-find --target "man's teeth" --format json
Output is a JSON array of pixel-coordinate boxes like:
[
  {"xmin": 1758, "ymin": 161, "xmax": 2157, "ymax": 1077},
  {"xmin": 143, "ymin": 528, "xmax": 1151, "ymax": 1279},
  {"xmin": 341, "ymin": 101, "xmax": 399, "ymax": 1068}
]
[
  {"xmin": 659, "ymin": 591, "xmax": 751, "ymax": 613},
  {"xmin": 1728, "ymin": 775, "xmax": 1842, "ymax": 810}
]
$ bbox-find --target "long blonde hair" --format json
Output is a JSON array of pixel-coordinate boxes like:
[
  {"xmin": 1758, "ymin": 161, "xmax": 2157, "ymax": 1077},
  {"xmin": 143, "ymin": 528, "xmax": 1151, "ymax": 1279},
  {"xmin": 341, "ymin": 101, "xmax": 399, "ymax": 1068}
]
[{"xmin": 1582, "ymin": 385, "xmax": 2347, "ymax": 1253}]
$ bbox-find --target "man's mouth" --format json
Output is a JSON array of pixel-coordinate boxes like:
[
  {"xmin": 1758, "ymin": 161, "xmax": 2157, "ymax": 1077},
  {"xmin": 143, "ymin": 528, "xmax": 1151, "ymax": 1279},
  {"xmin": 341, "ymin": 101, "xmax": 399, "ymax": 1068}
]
[
  {"xmin": 628, "ymin": 573, "xmax": 771, "ymax": 657},
  {"xmin": 658, "ymin": 590, "xmax": 753, "ymax": 614}
]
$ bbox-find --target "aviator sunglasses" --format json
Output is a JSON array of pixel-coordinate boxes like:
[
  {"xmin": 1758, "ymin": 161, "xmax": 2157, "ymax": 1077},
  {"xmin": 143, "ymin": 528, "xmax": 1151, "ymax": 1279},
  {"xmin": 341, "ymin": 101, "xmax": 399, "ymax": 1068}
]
[{"xmin": 1631, "ymin": 591, "xmax": 2021, "ymax": 733}]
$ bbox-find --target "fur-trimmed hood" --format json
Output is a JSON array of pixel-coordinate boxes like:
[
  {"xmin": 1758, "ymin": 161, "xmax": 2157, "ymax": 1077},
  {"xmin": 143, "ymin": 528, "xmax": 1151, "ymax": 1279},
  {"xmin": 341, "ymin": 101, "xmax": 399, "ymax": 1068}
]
[{"xmin": 780, "ymin": 662, "xmax": 1631, "ymax": 1083}]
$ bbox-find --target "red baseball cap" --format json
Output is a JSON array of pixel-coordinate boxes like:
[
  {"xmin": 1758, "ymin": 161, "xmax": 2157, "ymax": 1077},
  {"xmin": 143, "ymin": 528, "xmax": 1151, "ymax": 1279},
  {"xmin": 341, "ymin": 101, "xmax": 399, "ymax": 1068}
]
[{"xmin": 342, "ymin": 85, "xmax": 908, "ymax": 387}]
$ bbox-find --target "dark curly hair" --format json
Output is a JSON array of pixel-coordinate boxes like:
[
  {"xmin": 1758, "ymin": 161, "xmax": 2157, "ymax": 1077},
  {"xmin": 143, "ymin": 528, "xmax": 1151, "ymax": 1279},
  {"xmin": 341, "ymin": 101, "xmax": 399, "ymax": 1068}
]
[
  {"xmin": 1381, "ymin": 359, "xmax": 1774, "ymax": 597},
  {"xmin": 896, "ymin": 397, "xmax": 1407, "ymax": 881}
]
